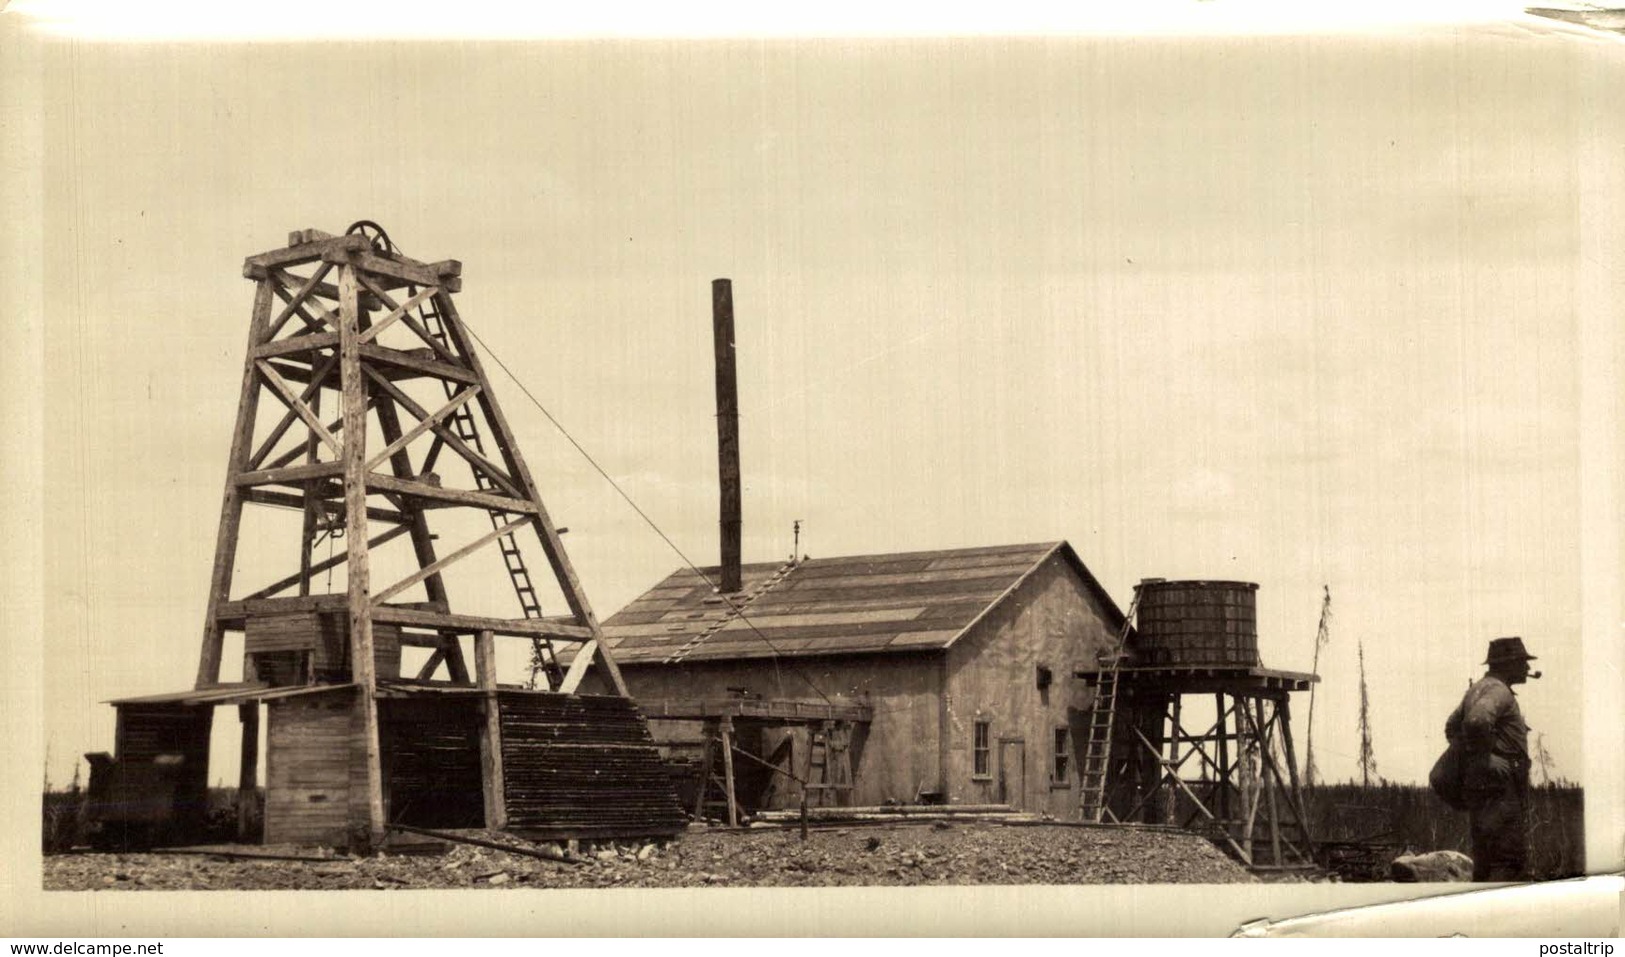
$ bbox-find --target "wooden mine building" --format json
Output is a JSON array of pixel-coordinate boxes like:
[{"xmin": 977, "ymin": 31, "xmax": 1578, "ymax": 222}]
[
  {"xmin": 86, "ymin": 225, "xmax": 684, "ymax": 849},
  {"xmin": 594, "ymin": 541, "xmax": 1130, "ymax": 817}
]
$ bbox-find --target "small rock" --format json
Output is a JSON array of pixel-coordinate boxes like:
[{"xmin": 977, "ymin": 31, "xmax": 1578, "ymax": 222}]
[
  {"xmin": 1391, "ymin": 850, "xmax": 1473, "ymax": 882},
  {"xmin": 595, "ymin": 849, "xmax": 619, "ymax": 861},
  {"xmin": 488, "ymin": 873, "xmax": 510, "ymax": 886},
  {"xmin": 865, "ymin": 836, "xmax": 882, "ymax": 851},
  {"xmin": 636, "ymin": 844, "xmax": 656, "ymax": 862}
]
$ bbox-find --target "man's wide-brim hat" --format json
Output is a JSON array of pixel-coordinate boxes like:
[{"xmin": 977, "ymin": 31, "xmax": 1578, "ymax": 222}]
[{"xmin": 1485, "ymin": 636, "xmax": 1537, "ymax": 665}]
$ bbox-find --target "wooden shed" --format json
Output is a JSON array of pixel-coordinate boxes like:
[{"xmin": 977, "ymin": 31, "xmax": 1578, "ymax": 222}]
[{"xmin": 590, "ymin": 541, "xmax": 1131, "ymax": 818}]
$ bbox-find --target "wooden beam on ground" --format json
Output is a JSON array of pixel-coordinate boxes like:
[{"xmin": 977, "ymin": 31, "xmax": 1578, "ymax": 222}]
[
  {"xmin": 635, "ymin": 697, "xmax": 874, "ymax": 723},
  {"xmin": 474, "ymin": 630, "xmax": 507, "ymax": 829},
  {"xmin": 366, "ymin": 472, "xmax": 535, "ymax": 515},
  {"xmin": 370, "ymin": 605, "xmax": 592, "ymax": 640},
  {"xmin": 370, "ymin": 516, "xmax": 528, "ymax": 606},
  {"xmin": 196, "ymin": 279, "xmax": 273, "ymax": 689}
]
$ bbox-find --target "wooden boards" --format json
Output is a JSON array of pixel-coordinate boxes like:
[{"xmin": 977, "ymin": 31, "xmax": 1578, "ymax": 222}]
[{"xmin": 498, "ymin": 692, "xmax": 686, "ymax": 840}]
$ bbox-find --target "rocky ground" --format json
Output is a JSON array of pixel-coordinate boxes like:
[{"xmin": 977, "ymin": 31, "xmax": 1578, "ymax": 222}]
[{"xmin": 43, "ymin": 821, "xmax": 1258, "ymax": 890}]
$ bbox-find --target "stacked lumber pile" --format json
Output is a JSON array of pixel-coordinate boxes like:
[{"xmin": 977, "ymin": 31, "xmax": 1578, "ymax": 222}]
[
  {"xmin": 498, "ymin": 693, "xmax": 687, "ymax": 840},
  {"xmin": 751, "ymin": 805, "xmax": 1032, "ymax": 825}
]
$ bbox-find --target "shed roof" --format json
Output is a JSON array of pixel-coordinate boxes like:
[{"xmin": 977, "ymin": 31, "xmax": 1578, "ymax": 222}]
[{"xmin": 600, "ymin": 541, "xmax": 1126, "ymax": 664}]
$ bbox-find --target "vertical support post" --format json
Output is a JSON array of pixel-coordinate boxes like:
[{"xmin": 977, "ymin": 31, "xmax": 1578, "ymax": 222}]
[
  {"xmin": 474, "ymin": 629, "xmax": 507, "ymax": 829},
  {"xmin": 1165, "ymin": 696, "xmax": 1182, "ymax": 825},
  {"xmin": 1258, "ymin": 697, "xmax": 1281, "ymax": 866},
  {"xmin": 711, "ymin": 278, "xmax": 742, "ymax": 594},
  {"xmin": 719, "ymin": 714, "xmax": 739, "ymax": 827},
  {"xmin": 1278, "ymin": 693, "xmax": 1314, "ymax": 850},
  {"xmin": 338, "ymin": 263, "xmax": 385, "ymax": 848},
  {"xmin": 297, "ymin": 387, "xmax": 322, "ymax": 597},
  {"xmin": 196, "ymin": 279, "xmax": 274, "ymax": 688},
  {"xmin": 237, "ymin": 703, "xmax": 259, "ymax": 842},
  {"xmin": 693, "ymin": 720, "xmax": 717, "ymax": 820},
  {"xmin": 1215, "ymin": 692, "xmax": 1230, "ymax": 824}
]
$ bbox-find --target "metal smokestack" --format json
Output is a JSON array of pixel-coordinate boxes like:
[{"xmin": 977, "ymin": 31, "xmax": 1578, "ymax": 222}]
[{"xmin": 712, "ymin": 279, "xmax": 742, "ymax": 594}]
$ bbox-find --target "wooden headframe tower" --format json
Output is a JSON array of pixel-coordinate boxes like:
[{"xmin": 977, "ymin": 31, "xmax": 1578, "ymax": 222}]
[{"xmin": 196, "ymin": 224, "xmax": 636, "ymax": 846}]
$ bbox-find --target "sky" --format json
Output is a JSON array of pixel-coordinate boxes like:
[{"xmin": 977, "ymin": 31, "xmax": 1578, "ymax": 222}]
[{"xmin": 20, "ymin": 18, "xmax": 1619, "ymax": 805}]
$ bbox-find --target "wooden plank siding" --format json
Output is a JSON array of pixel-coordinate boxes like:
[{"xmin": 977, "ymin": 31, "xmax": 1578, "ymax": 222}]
[
  {"xmin": 265, "ymin": 689, "xmax": 356, "ymax": 845},
  {"xmin": 244, "ymin": 613, "xmax": 401, "ymax": 685},
  {"xmin": 942, "ymin": 552, "xmax": 1120, "ymax": 818},
  {"xmin": 602, "ymin": 652, "xmax": 945, "ymax": 809},
  {"xmin": 110, "ymin": 705, "xmax": 214, "ymax": 837}
]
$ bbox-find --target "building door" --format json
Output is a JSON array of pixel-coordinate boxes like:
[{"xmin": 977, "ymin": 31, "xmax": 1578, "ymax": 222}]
[{"xmin": 998, "ymin": 737, "xmax": 1026, "ymax": 810}]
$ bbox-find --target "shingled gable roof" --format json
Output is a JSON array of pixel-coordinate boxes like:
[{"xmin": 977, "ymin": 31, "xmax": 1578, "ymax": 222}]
[{"xmin": 599, "ymin": 541, "xmax": 1128, "ymax": 665}]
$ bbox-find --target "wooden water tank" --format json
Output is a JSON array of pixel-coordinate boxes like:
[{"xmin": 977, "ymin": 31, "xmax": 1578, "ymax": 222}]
[{"xmin": 1135, "ymin": 580, "xmax": 1260, "ymax": 667}]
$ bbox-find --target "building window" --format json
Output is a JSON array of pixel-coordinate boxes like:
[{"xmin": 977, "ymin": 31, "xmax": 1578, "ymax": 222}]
[
  {"xmin": 1053, "ymin": 726, "xmax": 1071, "ymax": 783},
  {"xmin": 973, "ymin": 720, "xmax": 991, "ymax": 778}
]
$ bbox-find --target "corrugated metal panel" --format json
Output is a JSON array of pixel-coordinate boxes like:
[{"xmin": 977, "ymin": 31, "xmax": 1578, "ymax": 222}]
[{"xmin": 602, "ymin": 542, "xmax": 1064, "ymax": 663}]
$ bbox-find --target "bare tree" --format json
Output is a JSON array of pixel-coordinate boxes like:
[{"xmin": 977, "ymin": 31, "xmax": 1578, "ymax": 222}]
[
  {"xmin": 1356, "ymin": 636, "xmax": 1379, "ymax": 787},
  {"xmin": 1305, "ymin": 585, "xmax": 1332, "ymax": 787}
]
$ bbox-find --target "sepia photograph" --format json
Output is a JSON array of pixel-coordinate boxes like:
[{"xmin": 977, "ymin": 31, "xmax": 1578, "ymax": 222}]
[{"xmin": 3, "ymin": 0, "xmax": 1622, "ymax": 938}]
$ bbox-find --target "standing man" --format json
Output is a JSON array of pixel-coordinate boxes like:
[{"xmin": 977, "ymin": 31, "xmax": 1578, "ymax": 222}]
[{"xmin": 1445, "ymin": 637, "xmax": 1539, "ymax": 881}]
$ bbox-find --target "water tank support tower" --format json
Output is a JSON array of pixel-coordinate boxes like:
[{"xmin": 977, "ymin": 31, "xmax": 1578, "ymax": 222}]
[{"xmin": 1075, "ymin": 579, "xmax": 1319, "ymax": 871}]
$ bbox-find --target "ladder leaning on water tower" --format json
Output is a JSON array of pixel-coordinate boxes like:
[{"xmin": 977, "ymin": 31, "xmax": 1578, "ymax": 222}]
[{"xmin": 1077, "ymin": 580, "xmax": 1152, "ymax": 824}]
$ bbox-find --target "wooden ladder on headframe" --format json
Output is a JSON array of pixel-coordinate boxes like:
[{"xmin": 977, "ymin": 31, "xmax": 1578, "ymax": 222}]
[
  {"xmin": 1078, "ymin": 583, "xmax": 1147, "ymax": 823},
  {"xmin": 413, "ymin": 288, "xmax": 564, "ymax": 689}
]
